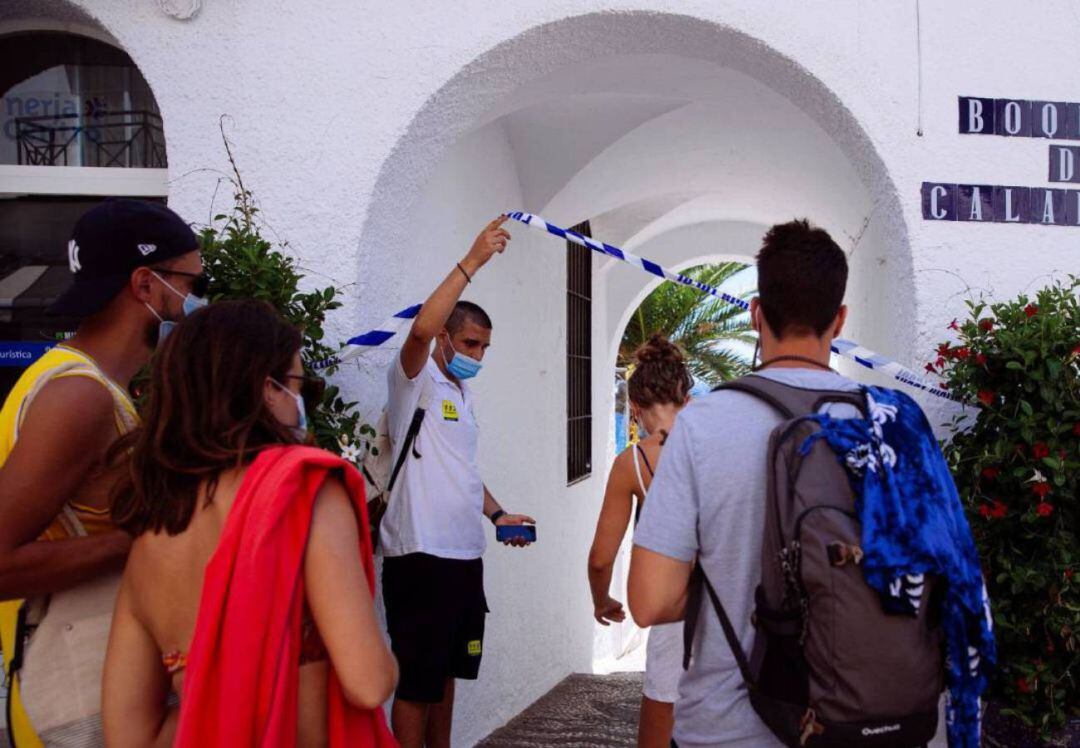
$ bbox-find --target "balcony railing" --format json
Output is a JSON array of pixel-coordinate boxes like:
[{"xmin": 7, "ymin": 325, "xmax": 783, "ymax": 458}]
[{"xmin": 15, "ymin": 110, "xmax": 167, "ymax": 169}]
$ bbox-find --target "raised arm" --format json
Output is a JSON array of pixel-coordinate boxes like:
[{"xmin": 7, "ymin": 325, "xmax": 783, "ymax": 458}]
[
  {"xmin": 400, "ymin": 217, "xmax": 510, "ymax": 378},
  {"xmin": 304, "ymin": 477, "xmax": 398, "ymax": 709},
  {"xmin": 0, "ymin": 377, "xmax": 131, "ymax": 600},
  {"xmin": 587, "ymin": 450, "xmax": 636, "ymax": 625}
]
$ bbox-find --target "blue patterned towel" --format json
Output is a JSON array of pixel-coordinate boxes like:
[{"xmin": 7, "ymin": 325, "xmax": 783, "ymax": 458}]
[{"xmin": 803, "ymin": 386, "xmax": 995, "ymax": 748}]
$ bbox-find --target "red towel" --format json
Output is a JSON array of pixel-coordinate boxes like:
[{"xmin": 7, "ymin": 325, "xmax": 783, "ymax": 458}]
[{"xmin": 174, "ymin": 445, "xmax": 397, "ymax": 747}]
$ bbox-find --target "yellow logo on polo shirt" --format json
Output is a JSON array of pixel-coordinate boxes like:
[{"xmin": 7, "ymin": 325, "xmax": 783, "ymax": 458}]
[
  {"xmin": 442, "ymin": 400, "xmax": 459, "ymax": 421},
  {"xmin": 467, "ymin": 640, "xmax": 482, "ymax": 656}
]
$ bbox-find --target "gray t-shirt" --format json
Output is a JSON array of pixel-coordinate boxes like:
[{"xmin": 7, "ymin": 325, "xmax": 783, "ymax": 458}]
[{"xmin": 634, "ymin": 368, "xmax": 859, "ymax": 748}]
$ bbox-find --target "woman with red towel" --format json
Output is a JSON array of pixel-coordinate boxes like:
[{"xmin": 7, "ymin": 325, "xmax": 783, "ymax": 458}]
[{"xmin": 102, "ymin": 299, "xmax": 398, "ymax": 747}]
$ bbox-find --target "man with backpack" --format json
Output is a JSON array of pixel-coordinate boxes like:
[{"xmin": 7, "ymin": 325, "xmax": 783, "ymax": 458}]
[
  {"xmin": 380, "ymin": 216, "xmax": 536, "ymax": 748},
  {"xmin": 628, "ymin": 219, "xmax": 993, "ymax": 748}
]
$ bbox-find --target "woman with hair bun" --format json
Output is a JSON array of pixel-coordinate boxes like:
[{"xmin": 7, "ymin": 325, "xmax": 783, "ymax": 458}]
[{"xmin": 587, "ymin": 334, "xmax": 693, "ymax": 748}]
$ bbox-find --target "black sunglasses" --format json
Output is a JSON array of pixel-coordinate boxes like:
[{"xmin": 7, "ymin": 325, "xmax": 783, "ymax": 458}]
[
  {"xmin": 152, "ymin": 267, "xmax": 210, "ymax": 297},
  {"xmin": 284, "ymin": 374, "xmax": 326, "ymax": 411}
]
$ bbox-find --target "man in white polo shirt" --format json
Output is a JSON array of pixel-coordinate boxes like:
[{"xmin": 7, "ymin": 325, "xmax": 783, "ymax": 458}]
[{"xmin": 381, "ymin": 216, "xmax": 535, "ymax": 748}]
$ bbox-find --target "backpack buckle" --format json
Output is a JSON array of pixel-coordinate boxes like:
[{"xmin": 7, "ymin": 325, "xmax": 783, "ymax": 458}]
[
  {"xmin": 826, "ymin": 541, "xmax": 864, "ymax": 567},
  {"xmin": 798, "ymin": 708, "xmax": 825, "ymax": 745}
]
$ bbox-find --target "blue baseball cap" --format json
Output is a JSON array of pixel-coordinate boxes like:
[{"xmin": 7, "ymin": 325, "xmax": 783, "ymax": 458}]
[{"xmin": 48, "ymin": 199, "xmax": 200, "ymax": 317}]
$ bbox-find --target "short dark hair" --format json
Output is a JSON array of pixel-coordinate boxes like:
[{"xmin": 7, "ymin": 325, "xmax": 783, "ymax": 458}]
[
  {"xmin": 446, "ymin": 300, "xmax": 492, "ymax": 334},
  {"xmin": 756, "ymin": 219, "xmax": 848, "ymax": 338}
]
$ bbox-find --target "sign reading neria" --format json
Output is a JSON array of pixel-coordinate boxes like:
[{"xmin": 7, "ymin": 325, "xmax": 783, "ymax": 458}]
[{"xmin": 922, "ymin": 96, "xmax": 1080, "ymax": 227}]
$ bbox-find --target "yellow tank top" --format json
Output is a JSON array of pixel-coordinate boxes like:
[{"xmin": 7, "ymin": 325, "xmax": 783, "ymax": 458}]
[
  {"xmin": 0, "ymin": 345, "xmax": 138, "ymax": 746},
  {"xmin": 0, "ymin": 344, "xmax": 138, "ymax": 539}
]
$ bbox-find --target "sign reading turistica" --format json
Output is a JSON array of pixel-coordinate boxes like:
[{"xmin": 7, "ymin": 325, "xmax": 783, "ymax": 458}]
[{"xmin": 922, "ymin": 96, "xmax": 1080, "ymax": 226}]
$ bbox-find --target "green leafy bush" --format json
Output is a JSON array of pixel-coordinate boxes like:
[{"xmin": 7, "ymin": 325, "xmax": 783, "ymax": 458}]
[
  {"xmin": 197, "ymin": 142, "xmax": 362, "ymax": 459},
  {"xmin": 931, "ymin": 277, "xmax": 1079, "ymax": 739}
]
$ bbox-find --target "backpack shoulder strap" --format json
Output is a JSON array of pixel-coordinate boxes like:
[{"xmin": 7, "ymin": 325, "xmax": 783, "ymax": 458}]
[
  {"xmin": 714, "ymin": 375, "xmax": 865, "ymax": 419},
  {"xmin": 386, "ymin": 370, "xmax": 434, "ymax": 494},
  {"xmin": 683, "ymin": 564, "xmax": 755, "ymax": 688},
  {"xmin": 417, "ymin": 369, "xmax": 434, "ymax": 410}
]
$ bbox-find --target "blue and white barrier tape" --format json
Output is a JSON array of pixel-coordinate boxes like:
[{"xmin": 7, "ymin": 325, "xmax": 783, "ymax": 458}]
[
  {"xmin": 313, "ymin": 304, "xmax": 421, "ymax": 369},
  {"xmin": 316, "ymin": 211, "xmax": 954, "ymax": 403}
]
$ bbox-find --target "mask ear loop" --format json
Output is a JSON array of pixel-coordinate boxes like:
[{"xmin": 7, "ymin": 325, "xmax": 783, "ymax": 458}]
[{"xmin": 436, "ymin": 332, "xmax": 451, "ymax": 368}]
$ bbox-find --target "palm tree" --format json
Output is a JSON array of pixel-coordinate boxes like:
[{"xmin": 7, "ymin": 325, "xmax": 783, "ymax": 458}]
[{"xmin": 619, "ymin": 262, "xmax": 756, "ymax": 385}]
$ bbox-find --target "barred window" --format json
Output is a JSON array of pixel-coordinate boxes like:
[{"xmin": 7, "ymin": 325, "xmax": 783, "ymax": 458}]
[{"xmin": 567, "ymin": 221, "xmax": 592, "ymax": 484}]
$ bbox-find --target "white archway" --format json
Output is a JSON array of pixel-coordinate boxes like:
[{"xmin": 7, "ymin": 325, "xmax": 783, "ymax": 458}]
[
  {"xmin": 352, "ymin": 11, "xmax": 916, "ymax": 745},
  {"xmin": 356, "ymin": 11, "xmax": 915, "ymax": 362}
]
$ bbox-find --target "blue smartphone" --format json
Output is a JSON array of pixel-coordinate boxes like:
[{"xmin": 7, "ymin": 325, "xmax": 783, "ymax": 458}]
[{"xmin": 496, "ymin": 524, "xmax": 537, "ymax": 543}]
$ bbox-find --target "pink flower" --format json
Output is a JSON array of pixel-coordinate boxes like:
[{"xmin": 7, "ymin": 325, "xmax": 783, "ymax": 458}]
[
  {"xmin": 978, "ymin": 390, "xmax": 995, "ymax": 406},
  {"xmin": 1032, "ymin": 482, "xmax": 1051, "ymax": 498},
  {"xmin": 990, "ymin": 500, "xmax": 1008, "ymax": 519},
  {"xmin": 979, "ymin": 319, "xmax": 994, "ymax": 332},
  {"xmin": 925, "ymin": 362, "xmax": 936, "ymax": 374},
  {"xmin": 1017, "ymin": 677, "xmax": 1031, "ymax": 693},
  {"xmin": 1025, "ymin": 304, "xmax": 1038, "ymax": 318},
  {"xmin": 1032, "ymin": 442, "xmax": 1050, "ymax": 460},
  {"xmin": 975, "ymin": 353, "xmax": 987, "ymax": 366},
  {"xmin": 948, "ymin": 319, "xmax": 960, "ymax": 331},
  {"xmin": 1036, "ymin": 502, "xmax": 1054, "ymax": 517}
]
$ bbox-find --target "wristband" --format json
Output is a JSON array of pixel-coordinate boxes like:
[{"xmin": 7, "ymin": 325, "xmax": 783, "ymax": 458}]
[
  {"xmin": 457, "ymin": 262, "xmax": 472, "ymax": 283},
  {"xmin": 489, "ymin": 509, "xmax": 506, "ymax": 526}
]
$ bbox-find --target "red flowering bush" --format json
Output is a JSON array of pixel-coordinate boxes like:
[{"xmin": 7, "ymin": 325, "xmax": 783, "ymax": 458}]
[{"xmin": 935, "ymin": 277, "xmax": 1079, "ymax": 738}]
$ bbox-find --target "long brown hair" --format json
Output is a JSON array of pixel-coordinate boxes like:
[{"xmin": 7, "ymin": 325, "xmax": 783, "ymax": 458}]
[
  {"xmin": 111, "ymin": 299, "xmax": 302, "ymax": 536},
  {"xmin": 627, "ymin": 334, "xmax": 693, "ymax": 408}
]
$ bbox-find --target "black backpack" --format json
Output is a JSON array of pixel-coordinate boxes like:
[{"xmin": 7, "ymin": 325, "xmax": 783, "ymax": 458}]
[{"xmin": 684, "ymin": 376, "xmax": 944, "ymax": 747}]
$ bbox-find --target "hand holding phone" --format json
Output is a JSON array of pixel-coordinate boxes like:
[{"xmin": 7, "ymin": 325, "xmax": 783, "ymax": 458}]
[{"xmin": 495, "ymin": 524, "xmax": 536, "ymax": 545}]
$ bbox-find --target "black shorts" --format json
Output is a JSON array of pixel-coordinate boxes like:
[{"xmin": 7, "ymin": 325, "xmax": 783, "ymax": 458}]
[{"xmin": 382, "ymin": 552, "xmax": 487, "ymax": 703}]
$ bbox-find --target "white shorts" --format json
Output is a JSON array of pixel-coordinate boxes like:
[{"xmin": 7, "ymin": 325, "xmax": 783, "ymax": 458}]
[{"xmin": 643, "ymin": 622, "xmax": 682, "ymax": 703}]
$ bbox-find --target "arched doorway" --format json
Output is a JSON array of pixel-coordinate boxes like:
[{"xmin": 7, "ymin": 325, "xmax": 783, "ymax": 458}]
[
  {"xmin": 0, "ymin": 19, "xmax": 168, "ymax": 400},
  {"xmin": 351, "ymin": 11, "xmax": 915, "ymax": 745}
]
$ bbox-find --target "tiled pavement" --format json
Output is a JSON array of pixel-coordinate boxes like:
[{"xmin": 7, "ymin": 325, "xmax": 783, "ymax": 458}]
[{"xmin": 477, "ymin": 673, "xmax": 643, "ymax": 748}]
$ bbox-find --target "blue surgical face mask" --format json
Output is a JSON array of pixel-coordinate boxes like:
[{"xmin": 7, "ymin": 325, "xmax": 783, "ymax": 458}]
[
  {"xmin": 440, "ymin": 333, "xmax": 482, "ymax": 380},
  {"xmin": 144, "ymin": 303, "xmax": 176, "ymax": 346},
  {"xmin": 152, "ymin": 271, "xmax": 208, "ymax": 317},
  {"xmin": 145, "ymin": 271, "xmax": 208, "ymax": 345},
  {"xmin": 271, "ymin": 378, "xmax": 308, "ymax": 441}
]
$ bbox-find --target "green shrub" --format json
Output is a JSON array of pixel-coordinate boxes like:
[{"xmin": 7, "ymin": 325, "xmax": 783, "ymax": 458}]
[
  {"xmin": 932, "ymin": 277, "xmax": 1079, "ymax": 739},
  {"xmin": 197, "ymin": 144, "xmax": 362, "ymax": 459}
]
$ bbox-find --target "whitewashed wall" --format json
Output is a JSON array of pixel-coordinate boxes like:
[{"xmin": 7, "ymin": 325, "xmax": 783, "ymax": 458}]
[{"xmin": 3, "ymin": 1, "xmax": 1078, "ymax": 744}]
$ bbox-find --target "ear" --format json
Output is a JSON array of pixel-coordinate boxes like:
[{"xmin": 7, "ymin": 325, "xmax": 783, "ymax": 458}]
[
  {"xmin": 749, "ymin": 298, "xmax": 761, "ymax": 333},
  {"xmin": 831, "ymin": 305, "xmax": 848, "ymax": 339},
  {"xmin": 263, "ymin": 377, "xmax": 280, "ymax": 408},
  {"xmin": 130, "ymin": 266, "xmax": 155, "ymax": 303}
]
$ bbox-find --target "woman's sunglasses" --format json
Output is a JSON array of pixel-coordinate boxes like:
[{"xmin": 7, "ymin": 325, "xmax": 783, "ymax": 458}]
[{"xmin": 152, "ymin": 268, "xmax": 210, "ymax": 297}]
